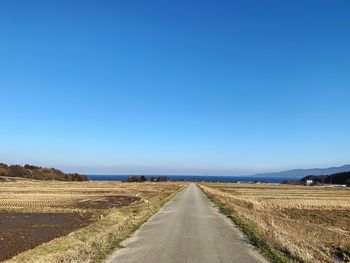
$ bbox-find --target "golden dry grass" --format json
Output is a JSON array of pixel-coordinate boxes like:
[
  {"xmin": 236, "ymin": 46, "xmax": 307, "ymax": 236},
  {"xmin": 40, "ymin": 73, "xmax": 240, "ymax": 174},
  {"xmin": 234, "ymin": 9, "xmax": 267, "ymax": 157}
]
[
  {"xmin": 200, "ymin": 183, "xmax": 350, "ymax": 263},
  {"xmin": 0, "ymin": 180, "xmax": 182, "ymax": 213},
  {"xmin": 0, "ymin": 180, "xmax": 186, "ymax": 263}
]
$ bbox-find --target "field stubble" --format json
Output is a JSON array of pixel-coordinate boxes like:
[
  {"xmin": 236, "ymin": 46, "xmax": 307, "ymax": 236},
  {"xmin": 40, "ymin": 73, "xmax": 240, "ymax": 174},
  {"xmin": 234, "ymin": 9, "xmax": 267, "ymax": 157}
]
[
  {"xmin": 200, "ymin": 183, "xmax": 350, "ymax": 263},
  {"xmin": 0, "ymin": 180, "xmax": 186, "ymax": 263}
]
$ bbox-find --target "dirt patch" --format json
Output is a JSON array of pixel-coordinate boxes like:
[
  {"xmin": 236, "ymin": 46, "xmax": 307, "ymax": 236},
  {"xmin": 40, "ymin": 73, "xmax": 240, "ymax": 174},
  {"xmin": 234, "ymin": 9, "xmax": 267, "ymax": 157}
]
[
  {"xmin": 0, "ymin": 212, "xmax": 95, "ymax": 261},
  {"xmin": 74, "ymin": 195, "xmax": 141, "ymax": 209}
]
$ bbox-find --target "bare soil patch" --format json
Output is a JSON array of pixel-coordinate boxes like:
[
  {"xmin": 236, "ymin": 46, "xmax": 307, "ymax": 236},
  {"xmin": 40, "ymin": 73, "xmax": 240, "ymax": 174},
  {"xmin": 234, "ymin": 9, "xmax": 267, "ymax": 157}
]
[
  {"xmin": 74, "ymin": 195, "xmax": 141, "ymax": 209},
  {"xmin": 0, "ymin": 212, "xmax": 94, "ymax": 261},
  {"xmin": 0, "ymin": 181, "xmax": 185, "ymax": 262}
]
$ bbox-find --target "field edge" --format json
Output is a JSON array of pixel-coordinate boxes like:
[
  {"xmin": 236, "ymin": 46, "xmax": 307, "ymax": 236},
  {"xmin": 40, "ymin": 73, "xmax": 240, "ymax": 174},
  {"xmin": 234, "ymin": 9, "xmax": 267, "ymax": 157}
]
[{"xmin": 198, "ymin": 184, "xmax": 301, "ymax": 263}]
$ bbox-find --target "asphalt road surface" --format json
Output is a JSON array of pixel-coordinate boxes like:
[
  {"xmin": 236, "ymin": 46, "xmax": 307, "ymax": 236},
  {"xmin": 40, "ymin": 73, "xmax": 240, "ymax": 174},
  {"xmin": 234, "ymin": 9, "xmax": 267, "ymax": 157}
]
[{"xmin": 107, "ymin": 183, "xmax": 267, "ymax": 263}]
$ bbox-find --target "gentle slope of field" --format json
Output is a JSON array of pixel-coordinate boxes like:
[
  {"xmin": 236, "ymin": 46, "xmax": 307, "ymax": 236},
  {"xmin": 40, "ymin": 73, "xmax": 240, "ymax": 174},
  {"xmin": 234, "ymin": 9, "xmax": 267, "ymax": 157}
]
[
  {"xmin": 0, "ymin": 180, "xmax": 185, "ymax": 263},
  {"xmin": 199, "ymin": 183, "xmax": 350, "ymax": 263}
]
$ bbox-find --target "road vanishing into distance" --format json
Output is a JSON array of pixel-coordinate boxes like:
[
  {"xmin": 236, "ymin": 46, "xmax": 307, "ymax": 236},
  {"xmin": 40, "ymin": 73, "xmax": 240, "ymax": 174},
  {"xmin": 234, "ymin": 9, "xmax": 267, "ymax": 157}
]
[{"xmin": 108, "ymin": 183, "xmax": 267, "ymax": 263}]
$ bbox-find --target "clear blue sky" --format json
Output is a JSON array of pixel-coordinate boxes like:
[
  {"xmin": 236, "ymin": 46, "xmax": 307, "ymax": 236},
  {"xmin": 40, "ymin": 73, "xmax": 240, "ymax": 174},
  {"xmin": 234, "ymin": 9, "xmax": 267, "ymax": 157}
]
[{"xmin": 1, "ymin": 0, "xmax": 349, "ymax": 175}]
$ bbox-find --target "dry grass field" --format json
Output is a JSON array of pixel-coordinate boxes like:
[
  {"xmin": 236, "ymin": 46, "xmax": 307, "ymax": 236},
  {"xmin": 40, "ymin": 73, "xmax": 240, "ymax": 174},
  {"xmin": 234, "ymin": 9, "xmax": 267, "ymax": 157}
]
[
  {"xmin": 199, "ymin": 183, "xmax": 350, "ymax": 263},
  {"xmin": 0, "ymin": 179, "xmax": 186, "ymax": 263}
]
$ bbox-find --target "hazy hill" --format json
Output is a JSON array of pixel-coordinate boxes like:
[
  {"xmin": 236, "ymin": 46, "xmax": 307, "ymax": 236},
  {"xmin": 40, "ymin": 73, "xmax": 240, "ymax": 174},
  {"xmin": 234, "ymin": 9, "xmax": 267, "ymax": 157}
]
[
  {"xmin": 0, "ymin": 163, "xmax": 88, "ymax": 181},
  {"xmin": 302, "ymin": 172, "xmax": 350, "ymax": 185},
  {"xmin": 252, "ymin": 164, "xmax": 350, "ymax": 179}
]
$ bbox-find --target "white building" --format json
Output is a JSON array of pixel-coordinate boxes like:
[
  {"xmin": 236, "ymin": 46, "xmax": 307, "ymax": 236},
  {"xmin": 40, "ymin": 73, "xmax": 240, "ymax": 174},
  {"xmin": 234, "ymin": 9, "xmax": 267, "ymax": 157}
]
[{"xmin": 306, "ymin": 180, "xmax": 313, "ymax": 186}]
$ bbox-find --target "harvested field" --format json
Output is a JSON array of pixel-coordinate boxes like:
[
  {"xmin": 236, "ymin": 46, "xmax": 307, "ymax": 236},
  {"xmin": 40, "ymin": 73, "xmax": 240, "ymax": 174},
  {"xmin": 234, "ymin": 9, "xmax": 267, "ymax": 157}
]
[
  {"xmin": 0, "ymin": 212, "xmax": 93, "ymax": 261},
  {"xmin": 0, "ymin": 180, "xmax": 185, "ymax": 263},
  {"xmin": 200, "ymin": 183, "xmax": 350, "ymax": 263}
]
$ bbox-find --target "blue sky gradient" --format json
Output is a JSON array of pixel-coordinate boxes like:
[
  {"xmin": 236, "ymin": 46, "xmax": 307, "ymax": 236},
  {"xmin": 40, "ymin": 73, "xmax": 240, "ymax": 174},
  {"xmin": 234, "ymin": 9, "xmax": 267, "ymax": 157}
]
[{"xmin": 1, "ymin": 0, "xmax": 349, "ymax": 175}]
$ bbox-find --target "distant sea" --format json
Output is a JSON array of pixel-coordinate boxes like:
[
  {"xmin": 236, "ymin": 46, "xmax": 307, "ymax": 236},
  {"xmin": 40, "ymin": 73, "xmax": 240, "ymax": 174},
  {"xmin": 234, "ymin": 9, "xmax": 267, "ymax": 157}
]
[{"xmin": 88, "ymin": 175, "xmax": 290, "ymax": 183}]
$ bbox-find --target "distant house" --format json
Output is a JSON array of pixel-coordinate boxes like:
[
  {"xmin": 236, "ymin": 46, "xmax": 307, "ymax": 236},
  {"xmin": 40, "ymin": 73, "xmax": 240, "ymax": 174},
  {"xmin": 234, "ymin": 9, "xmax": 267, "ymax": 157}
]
[{"xmin": 305, "ymin": 179, "xmax": 313, "ymax": 186}]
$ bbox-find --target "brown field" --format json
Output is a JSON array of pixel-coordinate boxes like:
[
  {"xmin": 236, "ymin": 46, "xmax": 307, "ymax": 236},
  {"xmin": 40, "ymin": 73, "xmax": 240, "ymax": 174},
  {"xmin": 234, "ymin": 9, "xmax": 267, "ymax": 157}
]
[
  {"xmin": 199, "ymin": 183, "xmax": 350, "ymax": 263},
  {"xmin": 0, "ymin": 179, "xmax": 185, "ymax": 263}
]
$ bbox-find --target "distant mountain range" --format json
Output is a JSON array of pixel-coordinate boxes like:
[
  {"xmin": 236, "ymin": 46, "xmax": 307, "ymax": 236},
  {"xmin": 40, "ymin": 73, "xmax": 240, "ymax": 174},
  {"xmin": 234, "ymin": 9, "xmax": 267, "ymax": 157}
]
[{"xmin": 252, "ymin": 164, "xmax": 350, "ymax": 179}]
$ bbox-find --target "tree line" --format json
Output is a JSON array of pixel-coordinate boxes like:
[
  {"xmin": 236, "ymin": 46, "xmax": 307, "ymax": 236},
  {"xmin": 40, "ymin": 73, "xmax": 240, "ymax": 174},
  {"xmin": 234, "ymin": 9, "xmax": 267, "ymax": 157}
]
[
  {"xmin": 0, "ymin": 163, "xmax": 88, "ymax": 181},
  {"xmin": 124, "ymin": 176, "xmax": 168, "ymax": 182}
]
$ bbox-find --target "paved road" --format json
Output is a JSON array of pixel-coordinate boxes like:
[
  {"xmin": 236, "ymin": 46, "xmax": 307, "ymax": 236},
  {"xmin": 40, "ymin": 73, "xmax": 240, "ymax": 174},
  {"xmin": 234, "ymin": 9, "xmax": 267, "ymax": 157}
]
[{"xmin": 107, "ymin": 184, "xmax": 267, "ymax": 263}]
